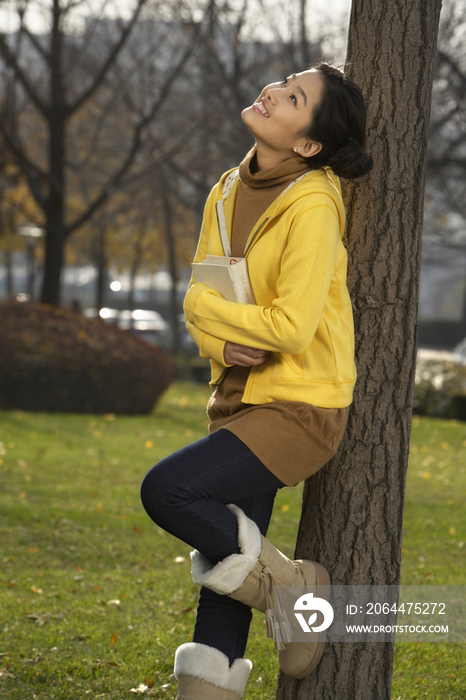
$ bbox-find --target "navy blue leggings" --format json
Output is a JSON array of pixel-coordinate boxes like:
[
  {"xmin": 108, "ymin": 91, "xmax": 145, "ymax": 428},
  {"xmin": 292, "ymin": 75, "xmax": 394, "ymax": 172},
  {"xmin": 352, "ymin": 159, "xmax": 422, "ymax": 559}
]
[{"xmin": 140, "ymin": 429, "xmax": 284, "ymax": 663}]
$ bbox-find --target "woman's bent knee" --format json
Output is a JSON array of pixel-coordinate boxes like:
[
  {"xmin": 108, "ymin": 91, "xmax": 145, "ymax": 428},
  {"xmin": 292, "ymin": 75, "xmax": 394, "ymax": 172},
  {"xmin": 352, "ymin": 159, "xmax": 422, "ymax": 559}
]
[{"xmin": 140, "ymin": 458, "xmax": 181, "ymax": 526}]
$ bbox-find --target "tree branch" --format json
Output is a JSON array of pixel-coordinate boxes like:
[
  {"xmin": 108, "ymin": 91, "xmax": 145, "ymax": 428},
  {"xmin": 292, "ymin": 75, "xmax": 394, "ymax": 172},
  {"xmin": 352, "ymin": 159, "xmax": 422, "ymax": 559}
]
[
  {"xmin": 428, "ymin": 156, "xmax": 466, "ymax": 172},
  {"xmin": 18, "ymin": 13, "xmax": 50, "ymax": 62},
  {"xmin": 0, "ymin": 33, "xmax": 48, "ymax": 118},
  {"xmin": 436, "ymin": 50, "xmax": 466, "ymax": 93},
  {"xmin": 64, "ymin": 34, "xmax": 199, "ymax": 236},
  {"xmin": 65, "ymin": 0, "xmax": 148, "ymax": 117},
  {"xmin": 0, "ymin": 118, "xmax": 48, "ymax": 209}
]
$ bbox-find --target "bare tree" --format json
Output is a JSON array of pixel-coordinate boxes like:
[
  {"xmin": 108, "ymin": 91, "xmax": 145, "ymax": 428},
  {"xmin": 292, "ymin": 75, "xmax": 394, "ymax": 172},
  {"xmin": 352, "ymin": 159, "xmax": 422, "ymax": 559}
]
[
  {"xmin": 0, "ymin": 0, "xmax": 201, "ymax": 305},
  {"xmin": 427, "ymin": 0, "xmax": 466, "ymax": 220},
  {"xmin": 419, "ymin": 0, "xmax": 466, "ymax": 333},
  {"xmin": 277, "ymin": 0, "xmax": 443, "ymax": 699}
]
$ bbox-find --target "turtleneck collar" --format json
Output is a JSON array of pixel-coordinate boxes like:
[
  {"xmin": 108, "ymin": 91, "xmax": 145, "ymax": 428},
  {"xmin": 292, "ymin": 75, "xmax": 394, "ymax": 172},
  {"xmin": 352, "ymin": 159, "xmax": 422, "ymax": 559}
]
[{"xmin": 239, "ymin": 146, "xmax": 311, "ymax": 190}]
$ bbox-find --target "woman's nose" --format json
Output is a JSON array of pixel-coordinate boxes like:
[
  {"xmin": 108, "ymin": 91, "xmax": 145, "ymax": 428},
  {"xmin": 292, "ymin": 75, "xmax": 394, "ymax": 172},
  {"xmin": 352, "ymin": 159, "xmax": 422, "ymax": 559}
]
[{"xmin": 266, "ymin": 85, "xmax": 282, "ymax": 103}]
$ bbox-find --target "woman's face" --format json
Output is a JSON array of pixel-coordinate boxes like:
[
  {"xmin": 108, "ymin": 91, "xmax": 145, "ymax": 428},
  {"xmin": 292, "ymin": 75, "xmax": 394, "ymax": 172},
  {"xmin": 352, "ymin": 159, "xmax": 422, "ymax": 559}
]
[{"xmin": 242, "ymin": 69, "xmax": 324, "ymax": 164}]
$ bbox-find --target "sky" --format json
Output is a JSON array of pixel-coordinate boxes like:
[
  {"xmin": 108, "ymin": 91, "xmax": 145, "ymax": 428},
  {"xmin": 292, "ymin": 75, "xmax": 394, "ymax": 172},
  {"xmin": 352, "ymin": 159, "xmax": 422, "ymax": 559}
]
[{"xmin": 0, "ymin": 0, "xmax": 351, "ymax": 36}]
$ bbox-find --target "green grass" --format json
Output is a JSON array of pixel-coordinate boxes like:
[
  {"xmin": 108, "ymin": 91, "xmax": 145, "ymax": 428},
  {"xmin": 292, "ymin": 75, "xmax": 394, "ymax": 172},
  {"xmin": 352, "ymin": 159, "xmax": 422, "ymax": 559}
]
[{"xmin": 0, "ymin": 385, "xmax": 464, "ymax": 699}]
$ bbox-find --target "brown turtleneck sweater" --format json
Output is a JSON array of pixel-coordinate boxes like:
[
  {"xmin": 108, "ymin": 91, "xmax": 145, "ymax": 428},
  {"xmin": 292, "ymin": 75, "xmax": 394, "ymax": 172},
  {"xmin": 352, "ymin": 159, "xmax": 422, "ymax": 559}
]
[
  {"xmin": 207, "ymin": 149, "xmax": 349, "ymax": 487},
  {"xmin": 230, "ymin": 149, "xmax": 311, "ymax": 256}
]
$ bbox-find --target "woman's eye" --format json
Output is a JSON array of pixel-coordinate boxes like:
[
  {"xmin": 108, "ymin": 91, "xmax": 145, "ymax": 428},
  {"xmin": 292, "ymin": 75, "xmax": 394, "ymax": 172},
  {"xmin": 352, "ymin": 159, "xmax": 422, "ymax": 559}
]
[{"xmin": 290, "ymin": 94, "xmax": 297, "ymax": 105}]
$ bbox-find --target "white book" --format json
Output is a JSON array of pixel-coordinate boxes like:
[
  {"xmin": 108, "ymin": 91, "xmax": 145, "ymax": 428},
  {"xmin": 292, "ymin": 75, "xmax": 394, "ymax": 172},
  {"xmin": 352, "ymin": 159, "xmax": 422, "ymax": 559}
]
[{"xmin": 191, "ymin": 255, "xmax": 256, "ymax": 304}]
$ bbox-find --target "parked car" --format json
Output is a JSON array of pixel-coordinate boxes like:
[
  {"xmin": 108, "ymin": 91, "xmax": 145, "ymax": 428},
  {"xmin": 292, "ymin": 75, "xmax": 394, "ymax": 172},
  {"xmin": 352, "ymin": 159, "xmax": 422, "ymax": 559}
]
[{"xmin": 83, "ymin": 307, "xmax": 168, "ymax": 345}]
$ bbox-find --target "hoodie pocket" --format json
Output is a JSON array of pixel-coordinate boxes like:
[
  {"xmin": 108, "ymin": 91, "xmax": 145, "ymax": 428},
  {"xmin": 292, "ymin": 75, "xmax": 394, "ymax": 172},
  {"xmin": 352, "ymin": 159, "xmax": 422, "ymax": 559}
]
[{"xmin": 278, "ymin": 352, "xmax": 304, "ymax": 377}]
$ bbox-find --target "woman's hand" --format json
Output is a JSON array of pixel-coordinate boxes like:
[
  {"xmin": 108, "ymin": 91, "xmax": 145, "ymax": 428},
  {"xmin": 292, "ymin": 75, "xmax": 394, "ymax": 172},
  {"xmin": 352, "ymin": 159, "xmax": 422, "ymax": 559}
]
[{"xmin": 224, "ymin": 342, "xmax": 271, "ymax": 367}]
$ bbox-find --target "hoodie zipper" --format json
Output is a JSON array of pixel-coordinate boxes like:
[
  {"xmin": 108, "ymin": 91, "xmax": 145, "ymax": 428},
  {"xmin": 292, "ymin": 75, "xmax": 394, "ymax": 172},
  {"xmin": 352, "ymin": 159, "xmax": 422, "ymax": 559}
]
[{"xmin": 244, "ymin": 217, "xmax": 270, "ymax": 256}]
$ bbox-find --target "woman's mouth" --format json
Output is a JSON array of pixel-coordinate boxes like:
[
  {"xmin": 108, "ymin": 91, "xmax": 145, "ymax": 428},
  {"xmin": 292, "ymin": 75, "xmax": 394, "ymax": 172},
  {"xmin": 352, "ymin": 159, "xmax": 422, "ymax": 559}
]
[{"xmin": 252, "ymin": 98, "xmax": 269, "ymax": 117}]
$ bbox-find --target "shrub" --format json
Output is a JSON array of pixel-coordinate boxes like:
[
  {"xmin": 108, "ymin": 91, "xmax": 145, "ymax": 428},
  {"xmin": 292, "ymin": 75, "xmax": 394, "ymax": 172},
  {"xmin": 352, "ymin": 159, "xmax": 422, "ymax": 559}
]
[
  {"xmin": 414, "ymin": 354, "xmax": 466, "ymax": 420},
  {"xmin": 0, "ymin": 300, "xmax": 175, "ymax": 414}
]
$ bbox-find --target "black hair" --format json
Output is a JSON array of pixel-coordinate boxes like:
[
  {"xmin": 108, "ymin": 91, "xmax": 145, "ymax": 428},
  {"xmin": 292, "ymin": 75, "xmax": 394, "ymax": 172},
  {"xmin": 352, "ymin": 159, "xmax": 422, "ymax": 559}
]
[{"xmin": 302, "ymin": 63, "xmax": 373, "ymax": 179}]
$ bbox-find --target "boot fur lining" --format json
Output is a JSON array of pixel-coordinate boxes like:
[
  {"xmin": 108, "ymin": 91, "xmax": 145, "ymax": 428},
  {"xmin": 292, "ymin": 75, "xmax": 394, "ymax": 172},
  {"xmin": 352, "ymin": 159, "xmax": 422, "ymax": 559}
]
[
  {"xmin": 190, "ymin": 504, "xmax": 262, "ymax": 595},
  {"xmin": 174, "ymin": 642, "xmax": 252, "ymax": 694}
]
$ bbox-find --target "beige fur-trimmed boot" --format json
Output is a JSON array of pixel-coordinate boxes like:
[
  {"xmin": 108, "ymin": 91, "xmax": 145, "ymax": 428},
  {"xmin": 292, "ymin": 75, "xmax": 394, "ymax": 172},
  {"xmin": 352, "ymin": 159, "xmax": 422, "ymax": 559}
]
[
  {"xmin": 190, "ymin": 504, "xmax": 330, "ymax": 679},
  {"xmin": 174, "ymin": 642, "xmax": 252, "ymax": 699}
]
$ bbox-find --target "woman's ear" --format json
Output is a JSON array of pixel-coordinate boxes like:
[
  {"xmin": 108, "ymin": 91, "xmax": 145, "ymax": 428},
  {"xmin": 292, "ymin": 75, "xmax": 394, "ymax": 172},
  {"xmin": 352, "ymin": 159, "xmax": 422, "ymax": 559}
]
[{"xmin": 294, "ymin": 141, "xmax": 322, "ymax": 158}]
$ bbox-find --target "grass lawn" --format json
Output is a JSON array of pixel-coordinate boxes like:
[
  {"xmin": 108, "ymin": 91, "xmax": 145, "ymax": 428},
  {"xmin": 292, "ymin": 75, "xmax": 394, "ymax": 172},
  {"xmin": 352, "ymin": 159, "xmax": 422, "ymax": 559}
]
[{"xmin": 0, "ymin": 382, "xmax": 465, "ymax": 699}]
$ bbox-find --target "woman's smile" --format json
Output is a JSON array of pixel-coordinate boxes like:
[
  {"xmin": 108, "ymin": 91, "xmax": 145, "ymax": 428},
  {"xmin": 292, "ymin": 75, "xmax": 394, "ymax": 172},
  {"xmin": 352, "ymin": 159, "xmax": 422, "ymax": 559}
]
[{"xmin": 253, "ymin": 97, "xmax": 270, "ymax": 117}]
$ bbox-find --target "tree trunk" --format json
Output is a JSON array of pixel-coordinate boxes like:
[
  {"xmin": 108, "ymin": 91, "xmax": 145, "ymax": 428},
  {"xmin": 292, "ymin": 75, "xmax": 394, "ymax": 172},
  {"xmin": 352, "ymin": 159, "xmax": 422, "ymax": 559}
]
[
  {"xmin": 4, "ymin": 249, "xmax": 14, "ymax": 297},
  {"xmin": 40, "ymin": 0, "xmax": 66, "ymax": 306},
  {"xmin": 40, "ymin": 219, "xmax": 65, "ymax": 305},
  {"xmin": 276, "ymin": 1, "xmax": 442, "ymax": 699},
  {"xmin": 127, "ymin": 234, "xmax": 143, "ymax": 318},
  {"xmin": 162, "ymin": 188, "xmax": 180, "ymax": 355},
  {"xmin": 95, "ymin": 230, "xmax": 108, "ymax": 312},
  {"xmin": 300, "ymin": 0, "xmax": 309, "ymax": 66}
]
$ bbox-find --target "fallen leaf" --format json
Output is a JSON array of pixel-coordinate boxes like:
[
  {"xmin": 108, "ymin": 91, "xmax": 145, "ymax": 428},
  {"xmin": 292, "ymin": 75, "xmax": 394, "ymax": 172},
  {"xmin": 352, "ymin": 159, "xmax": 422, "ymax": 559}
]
[
  {"xmin": 110, "ymin": 632, "xmax": 119, "ymax": 646},
  {"xmin": 25, "ymin": 613, "xmax": 50, "ymax": 626},
  {"xmin": 30, "ymin": 586, "xmax": 43, "ymax": 594},
  {"xmin": 130, "ymin": 683, "xmax": 149, "ymax": 694}
]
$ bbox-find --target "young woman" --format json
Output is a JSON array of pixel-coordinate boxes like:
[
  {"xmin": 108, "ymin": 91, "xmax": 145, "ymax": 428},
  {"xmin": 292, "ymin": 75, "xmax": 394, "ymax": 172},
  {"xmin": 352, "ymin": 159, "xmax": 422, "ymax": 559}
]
[{"xmin": 141, "ymin": 63, "xmax": 372, "ymax": 700}]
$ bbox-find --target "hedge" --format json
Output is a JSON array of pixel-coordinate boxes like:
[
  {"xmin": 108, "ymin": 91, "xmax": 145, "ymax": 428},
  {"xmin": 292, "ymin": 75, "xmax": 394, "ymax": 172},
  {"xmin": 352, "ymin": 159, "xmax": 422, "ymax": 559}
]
[
  {"xmin": 414, "ymin": 354, "xmax": 466, "ymax": 420},
  {"xmin": 0, "ymin": 300, "xmax": 175, "ymax": 414}
]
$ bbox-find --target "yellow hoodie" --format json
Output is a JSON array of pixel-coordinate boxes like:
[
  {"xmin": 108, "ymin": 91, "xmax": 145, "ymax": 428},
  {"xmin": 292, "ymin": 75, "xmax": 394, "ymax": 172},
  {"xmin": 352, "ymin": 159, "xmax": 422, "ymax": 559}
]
[{"xmin": 184, "ymin": 165, "xmax": 356, "ymax": 408}]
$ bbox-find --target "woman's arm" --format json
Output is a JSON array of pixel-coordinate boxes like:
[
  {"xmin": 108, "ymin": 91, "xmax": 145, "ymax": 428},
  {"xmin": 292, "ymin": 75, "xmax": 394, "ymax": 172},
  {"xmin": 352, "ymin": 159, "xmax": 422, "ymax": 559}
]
[
  {"xmin": 184, "ymin": 204, "xmax": 340, "ymax": 355},
  {"xmin": 186, "ymin": 317, "xmax": 270, "ymax": 367}
]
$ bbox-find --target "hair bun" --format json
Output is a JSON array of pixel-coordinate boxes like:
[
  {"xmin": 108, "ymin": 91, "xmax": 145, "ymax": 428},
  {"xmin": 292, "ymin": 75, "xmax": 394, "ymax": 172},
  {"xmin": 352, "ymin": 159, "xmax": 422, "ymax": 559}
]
[{"xmin": 328, "ymin": 142, "xmax": 373, "ymax": 179}]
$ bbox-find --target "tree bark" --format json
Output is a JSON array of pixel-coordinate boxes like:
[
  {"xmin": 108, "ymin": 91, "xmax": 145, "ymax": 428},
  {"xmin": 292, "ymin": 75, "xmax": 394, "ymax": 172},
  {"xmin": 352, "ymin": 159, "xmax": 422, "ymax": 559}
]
[{"xmin": 276, "ymin": 1, "xmax": 442, "ymax": 698}]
